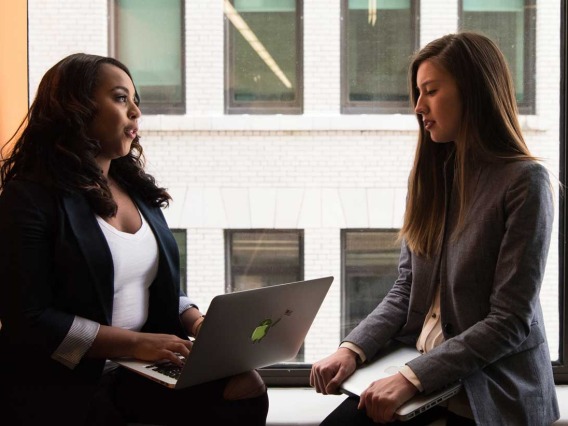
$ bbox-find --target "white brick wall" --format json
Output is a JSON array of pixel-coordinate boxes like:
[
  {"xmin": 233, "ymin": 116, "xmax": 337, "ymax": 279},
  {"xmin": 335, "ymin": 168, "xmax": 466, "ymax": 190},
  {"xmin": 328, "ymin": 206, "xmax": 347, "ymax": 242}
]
[{"xmin": 27, "ymin": 0, "xmax": 561, "ymax": 361}]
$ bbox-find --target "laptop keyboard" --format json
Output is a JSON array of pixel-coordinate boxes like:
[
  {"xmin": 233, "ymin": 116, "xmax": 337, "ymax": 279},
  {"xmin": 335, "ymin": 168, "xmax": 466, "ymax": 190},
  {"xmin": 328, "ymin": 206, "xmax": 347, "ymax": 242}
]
[{"xmin": 145, "ymin": 357, "xmax": 185, "ymax": 380}]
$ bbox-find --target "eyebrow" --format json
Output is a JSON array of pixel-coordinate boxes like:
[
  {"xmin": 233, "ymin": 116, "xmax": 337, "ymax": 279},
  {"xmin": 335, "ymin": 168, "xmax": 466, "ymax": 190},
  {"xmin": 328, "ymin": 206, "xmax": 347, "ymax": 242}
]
[
  {"xmin": 417, "ymin": 79, "xmax": 441, "ymax": 88},
  {"xmin": 111, "ymin": 85, "xmax": 131, "ymax": 93}
]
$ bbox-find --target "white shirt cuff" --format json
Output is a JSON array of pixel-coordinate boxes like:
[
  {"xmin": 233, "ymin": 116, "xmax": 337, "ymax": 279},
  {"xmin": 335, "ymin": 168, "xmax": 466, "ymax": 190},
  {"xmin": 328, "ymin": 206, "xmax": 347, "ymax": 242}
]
[
  {"xmin": 51, "ymin": 317, "xmax": 99, "ymax": 370},
  {"xmin": 339, "ymin": 342, "xmax": 367, "ymax": 363},
  {"xmin": 398, "ymin": 365, "xmax": 423, "ymax": 392}
]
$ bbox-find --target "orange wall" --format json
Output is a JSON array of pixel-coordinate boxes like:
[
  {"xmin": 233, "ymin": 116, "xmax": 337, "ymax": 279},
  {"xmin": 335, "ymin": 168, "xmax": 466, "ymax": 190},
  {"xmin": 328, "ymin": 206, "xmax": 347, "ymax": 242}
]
[{"xmin": 0, "ymin": 0, "xmax": 28, "ymax": 157}]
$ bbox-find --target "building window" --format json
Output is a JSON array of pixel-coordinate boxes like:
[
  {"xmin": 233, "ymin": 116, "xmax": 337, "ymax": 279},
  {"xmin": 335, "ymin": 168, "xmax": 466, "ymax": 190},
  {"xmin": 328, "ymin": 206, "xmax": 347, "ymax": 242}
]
[
  {"xmin": 110, "ymin": 0, "xmax": 185, "ymax": 115},
  {"xmin": 226, "ymin": 229, "xmax": 304, "ymax": 361},
  {"xmin": 226, "ymin": 229, "xmax": 303, "ymax": 291},
  {"xmin": 341, "ymin": 230, "xmax": 401, "ymax": 339},
  {"xmin": 459, "ymin": 0, "xmax": 536, "ymax": 114},
  {"xmin": 224, "ymin": 0, "xmax": 303, "ymax": 114},
  {"xmin": 341, "ymin": 0, "xmax": 419, "ymax": 114},
  {"xmin": 171, "ymin": 229, "xmax": 187, "ymax": 293}
]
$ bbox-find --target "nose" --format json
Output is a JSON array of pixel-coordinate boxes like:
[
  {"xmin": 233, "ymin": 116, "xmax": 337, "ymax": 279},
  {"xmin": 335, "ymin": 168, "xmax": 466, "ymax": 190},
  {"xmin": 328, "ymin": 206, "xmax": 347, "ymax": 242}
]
[
  {"xmin": 414, "ymin": 94, "xmax": 427, "ymax": 115},
  {"xmin": 129, "ymin": 101, "xmax": 141, "ymax": 120}
]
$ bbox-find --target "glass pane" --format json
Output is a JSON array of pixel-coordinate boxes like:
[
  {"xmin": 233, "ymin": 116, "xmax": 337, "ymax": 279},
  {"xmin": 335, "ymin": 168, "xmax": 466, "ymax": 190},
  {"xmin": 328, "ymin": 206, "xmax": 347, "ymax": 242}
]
[
  {"xmin": 347, "ymin": 0, "xmax": 414, "ymax": 102},
  {"xmin": 115, "ymin": 0, "xmax": 183, "ymax": 108},
  {"xmin": 171, "ymin": 229, "xmax": 187, "ymax": 293},
  {"xmin": 342, "ymin": 230, "xmax": 401, "ymax": 338},
  {"xmin": 228, "ymin": 230, "xmax": 302, "ymax": 291},
  {"xmin": 227, "ymin": 0, "xmax": 298, "ymax": 103},
  {"xmin": 461, "ymin": 0, "xmax": 526, "ymax": 102}
]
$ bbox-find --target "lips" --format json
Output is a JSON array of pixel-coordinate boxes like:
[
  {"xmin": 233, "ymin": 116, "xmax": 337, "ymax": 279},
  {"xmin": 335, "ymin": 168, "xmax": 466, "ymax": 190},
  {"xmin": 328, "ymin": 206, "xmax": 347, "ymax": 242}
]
[
  {"xmin": 423, "ymin": 120, "xmax": 434, "ymax": 130},
  {"xmin": 125, "ymin": 127, "xmax": 138, "ymax": 138}
]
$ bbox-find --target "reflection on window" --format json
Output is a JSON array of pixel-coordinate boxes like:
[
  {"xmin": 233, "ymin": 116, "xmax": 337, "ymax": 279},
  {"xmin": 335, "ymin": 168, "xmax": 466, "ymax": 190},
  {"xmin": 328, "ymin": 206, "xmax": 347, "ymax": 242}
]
[
  {"xmin": 171, "ymin": 229, "xmax": 187, "ymax": 293},
  {"xmin": 460, "ymin": 0, "xmax": 535, "ymax": 113},
  {"xmin": 226, "ymin": 230, "xmax": 303, "ymax": 291},
  {"xmin": 342, "ymin": 230, "xmax": 401, "ymax": 339},
  {"xmin": 112, "ymin": 0, "xmax": 185, "ymax": 114},
  {"xmin": 225, "ymin": 0, "xmax": 303, "ymax": 114},
  {"xmin": 342, "ymin": 0, "xmax": 418, "ymax": 114}
]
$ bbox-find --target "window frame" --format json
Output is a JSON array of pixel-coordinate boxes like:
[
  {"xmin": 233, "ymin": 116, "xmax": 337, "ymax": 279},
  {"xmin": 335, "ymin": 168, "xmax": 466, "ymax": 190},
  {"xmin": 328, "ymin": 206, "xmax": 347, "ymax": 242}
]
[
  {"xmin": 108, "ymin": 0, "xmax": 186, "ymax": 115},
  {"xmin": 223, "ymin": 0, "xmax": 304, "ymax": 115},
  {"xmin": 340, "ymin": 0, "xmax": 420, "ymax": 115},
  {"xmin": 554, "ymin": 0, "xmax": 568, "ymax": 384},
  {"xmin": 457, "ymin": 0, "xmax": 536, "ymax": 115}
]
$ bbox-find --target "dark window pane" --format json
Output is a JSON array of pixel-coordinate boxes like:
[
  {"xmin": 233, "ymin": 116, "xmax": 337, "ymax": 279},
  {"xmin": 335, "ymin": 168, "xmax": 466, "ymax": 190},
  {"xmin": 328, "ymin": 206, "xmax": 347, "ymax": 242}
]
[
  {"xmin": 347, "ymin": 2, "xmax": 413, "ymax": 102},
  {"xmin": 343, "ymin": 0, "xmax": 417, "ymax": 113},
  {"xmin": 342, "ymin": 230, "xmax": 400, "ymax": 339},
  {"xmin": 226, "ymin": 0, "xmax": 302, "ymax": 113},
  {"xmin": 460, "ymin": 0, "xmax": 534, "ymax": 110},
  {"xmin": 171, "ymin": 229, "xmax": 187, "ymax": 293},
  {"xmin": 114, "ymin": 0, "xmax": 184, "ymax": 114},
  {"xmin": 227, "ymin": 230, "xmax": 303, "ymax": 291}
]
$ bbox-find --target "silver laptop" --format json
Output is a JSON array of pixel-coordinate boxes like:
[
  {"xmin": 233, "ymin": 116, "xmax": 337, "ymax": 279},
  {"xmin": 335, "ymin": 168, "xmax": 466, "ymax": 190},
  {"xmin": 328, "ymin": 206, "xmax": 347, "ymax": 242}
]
[
  {"xmin": 340, "ymin": 343, "xmax": 462, "ymax": 421},
  {"xmin": 113, "ymin": 276, "xmax": 334, "ymax": 389}
]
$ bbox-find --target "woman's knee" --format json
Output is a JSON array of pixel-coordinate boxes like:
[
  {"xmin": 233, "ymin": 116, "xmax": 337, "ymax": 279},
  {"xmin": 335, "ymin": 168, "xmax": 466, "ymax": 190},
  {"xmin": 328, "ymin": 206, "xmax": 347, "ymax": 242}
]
[{"xmin": 223, "ymin": 370, "xmax": 266, "ymax": 400}]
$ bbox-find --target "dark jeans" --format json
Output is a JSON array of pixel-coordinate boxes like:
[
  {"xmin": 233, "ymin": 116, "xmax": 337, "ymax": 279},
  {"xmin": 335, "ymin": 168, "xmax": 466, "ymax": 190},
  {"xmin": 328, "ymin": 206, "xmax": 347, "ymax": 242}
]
[
  {"xmin": 4, "ymin": 368, "xmax": 269, "ymax": 426},
  {"xmin": 320, "ymin": 396, "xmax": 476, "ymax": 426}
]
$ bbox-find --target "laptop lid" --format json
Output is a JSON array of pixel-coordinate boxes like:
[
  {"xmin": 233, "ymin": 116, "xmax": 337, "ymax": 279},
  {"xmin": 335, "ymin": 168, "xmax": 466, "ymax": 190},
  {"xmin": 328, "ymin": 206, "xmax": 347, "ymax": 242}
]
[
  {"xmin": 339, "ymin": 343, "xmax": 461, "ymax": 421},
  {"xmin": 115, "ymin": 276, "xmax": 334, "ymax": 389}
]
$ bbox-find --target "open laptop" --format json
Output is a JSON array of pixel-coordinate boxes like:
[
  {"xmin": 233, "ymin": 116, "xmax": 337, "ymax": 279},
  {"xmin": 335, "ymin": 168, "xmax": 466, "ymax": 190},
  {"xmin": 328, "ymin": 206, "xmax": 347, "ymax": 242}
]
[
  {"xmin": 339, "ymin": 343, "xmax": 462, "ymax": 421},
  {"xmin": 113, "ymin": 276, "xmax": 334, "ymax": 389}
]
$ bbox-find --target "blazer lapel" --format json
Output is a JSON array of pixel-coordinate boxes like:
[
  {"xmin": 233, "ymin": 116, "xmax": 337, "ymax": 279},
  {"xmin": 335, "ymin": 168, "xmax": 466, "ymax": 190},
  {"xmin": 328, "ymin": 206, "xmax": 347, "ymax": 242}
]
[
  {"xmin": 62, "ymin": 193, "xmax": 114, "ymax": 324},
  {"xmin": 134, "ymin": 196, "xmax": 178, "ymax": 295}
]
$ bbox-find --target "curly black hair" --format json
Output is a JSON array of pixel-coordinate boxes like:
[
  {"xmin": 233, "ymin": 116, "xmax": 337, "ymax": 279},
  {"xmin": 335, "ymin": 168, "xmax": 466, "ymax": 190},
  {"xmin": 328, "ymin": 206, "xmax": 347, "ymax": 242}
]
[{"xmin": 0, "ymin": 53, "xmax": 170, "ymax": 217}]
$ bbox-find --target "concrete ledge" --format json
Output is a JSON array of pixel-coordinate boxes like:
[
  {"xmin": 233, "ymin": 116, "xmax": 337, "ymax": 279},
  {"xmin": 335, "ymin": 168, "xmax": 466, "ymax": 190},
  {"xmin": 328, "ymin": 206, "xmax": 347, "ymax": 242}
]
[
  {"xmin": 266, "ymin": 385, "xmax": 568, "ymax": 426},
  {"xmin": 266, "ymin": 388, "xmax": 346, "ymax": 426}
]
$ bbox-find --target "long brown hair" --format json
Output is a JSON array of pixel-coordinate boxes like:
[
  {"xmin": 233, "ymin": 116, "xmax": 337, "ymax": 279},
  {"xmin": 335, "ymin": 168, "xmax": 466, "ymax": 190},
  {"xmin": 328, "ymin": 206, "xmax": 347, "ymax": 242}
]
[
  {"xmin": 401, "ymin": 32, "xmax": 536, "ymax": 257},
  {"xmin": 0, "ymin": 53, "xmax": 170, "ymax": 217}
]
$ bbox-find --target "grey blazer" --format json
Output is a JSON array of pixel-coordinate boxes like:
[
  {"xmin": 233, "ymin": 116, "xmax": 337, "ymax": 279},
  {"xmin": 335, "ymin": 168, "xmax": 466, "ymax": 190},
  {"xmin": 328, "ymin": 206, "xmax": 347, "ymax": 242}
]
[{"xmin": 344, "ymin": 160, "xmax": 559, "ymax": 425}]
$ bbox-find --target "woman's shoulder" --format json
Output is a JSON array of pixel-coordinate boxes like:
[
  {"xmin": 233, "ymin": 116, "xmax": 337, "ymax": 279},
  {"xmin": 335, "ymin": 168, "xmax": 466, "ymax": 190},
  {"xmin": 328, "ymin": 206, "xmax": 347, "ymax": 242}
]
[
  {"xmin": 2, "ymin": 178, "xmax": 51, "ymax": 195},
  {"xmin": 0, "ymin": 179, "xmax": 58, "ymax": 209},
  {"xmin": 486, "ymin": 159, "xmax": 550, "ymax": 181}
]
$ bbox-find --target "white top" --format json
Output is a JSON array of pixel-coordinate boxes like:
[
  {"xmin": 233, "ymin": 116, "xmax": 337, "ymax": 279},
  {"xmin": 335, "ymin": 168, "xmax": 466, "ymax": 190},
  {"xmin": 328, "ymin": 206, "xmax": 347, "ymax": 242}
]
[
  {"xmin": 95, "ymin": 211, "xmax": 159, "ymax": 330},
  {"xmin": 52, "ymin": 209, "xmax": 197, "ymax": 370}
]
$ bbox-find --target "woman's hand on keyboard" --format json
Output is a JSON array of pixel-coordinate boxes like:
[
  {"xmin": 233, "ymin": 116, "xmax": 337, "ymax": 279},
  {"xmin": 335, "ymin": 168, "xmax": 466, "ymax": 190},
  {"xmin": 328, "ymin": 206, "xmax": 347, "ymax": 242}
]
[{"xmin": 132, "ymin": 332, "xmax": 193, "ymax": 366}]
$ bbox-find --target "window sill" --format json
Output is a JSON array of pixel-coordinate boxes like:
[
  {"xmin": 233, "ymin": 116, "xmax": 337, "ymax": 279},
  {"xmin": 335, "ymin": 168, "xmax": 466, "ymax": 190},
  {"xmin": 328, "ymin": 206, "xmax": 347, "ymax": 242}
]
[
  {"xmin": 140, "ymin": 114, "xmax": 550, "ymax": 133},
  {"xmin": 265, "ymin": 385, "xmax": 568, "ymax": 426}
]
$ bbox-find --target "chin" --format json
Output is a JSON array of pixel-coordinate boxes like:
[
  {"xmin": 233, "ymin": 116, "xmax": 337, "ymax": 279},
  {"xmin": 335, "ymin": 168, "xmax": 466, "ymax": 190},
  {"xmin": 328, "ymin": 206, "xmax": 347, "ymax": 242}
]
[{"xmin": 430, "ymin": 136, "xmax": 453, "ymax": 144}]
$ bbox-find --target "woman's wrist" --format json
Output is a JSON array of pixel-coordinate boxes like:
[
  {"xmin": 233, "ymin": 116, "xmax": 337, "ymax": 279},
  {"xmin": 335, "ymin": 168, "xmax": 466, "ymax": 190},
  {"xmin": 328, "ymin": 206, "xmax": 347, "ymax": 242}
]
[{"xmin": 192, "ymin": 315, "xmax": 205, "ymax": 336}]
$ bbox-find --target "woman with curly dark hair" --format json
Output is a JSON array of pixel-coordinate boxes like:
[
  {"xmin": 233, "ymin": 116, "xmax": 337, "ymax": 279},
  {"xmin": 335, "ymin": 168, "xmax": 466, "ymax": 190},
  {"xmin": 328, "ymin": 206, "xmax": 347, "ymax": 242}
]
[{"xmin": 0, "ymin": 53, "xmax": 268, "ymax": 425}]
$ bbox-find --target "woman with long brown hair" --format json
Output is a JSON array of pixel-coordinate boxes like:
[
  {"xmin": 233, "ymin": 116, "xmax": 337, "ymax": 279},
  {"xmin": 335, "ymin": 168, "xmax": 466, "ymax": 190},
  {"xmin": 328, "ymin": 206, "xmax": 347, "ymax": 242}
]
[{"xmin": 311, "ymin": 32, "xmax": 559, "ymax": 425}]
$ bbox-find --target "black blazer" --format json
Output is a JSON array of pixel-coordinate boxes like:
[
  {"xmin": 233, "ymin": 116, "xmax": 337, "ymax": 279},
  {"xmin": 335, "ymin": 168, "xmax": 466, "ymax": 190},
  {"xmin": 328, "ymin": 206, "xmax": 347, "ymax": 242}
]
[{"xmin": 0, "ymin": 179, "xmax": 186, "ymax": 385}]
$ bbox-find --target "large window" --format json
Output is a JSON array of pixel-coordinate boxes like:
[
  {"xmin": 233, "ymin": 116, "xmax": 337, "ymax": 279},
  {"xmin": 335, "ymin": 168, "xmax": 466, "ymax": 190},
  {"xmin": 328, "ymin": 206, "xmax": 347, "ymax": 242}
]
[
  {"xmin": 224, "ymin": 0, "xmax": 303, "ymax": 114},
  {"xmin": 341, "ymin": 0, "xmax": 419, "ymax": 114},
  {"xmin": 111, "ymin": 0, "xmax": 185, "ymax": 114},
  {"xmin": 342, "ymin": 230, "xmax": 401, "ymax": 339},
  {"xmin": 459, "ymin": 0, "xmax": 536, "ymax": 114}
]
